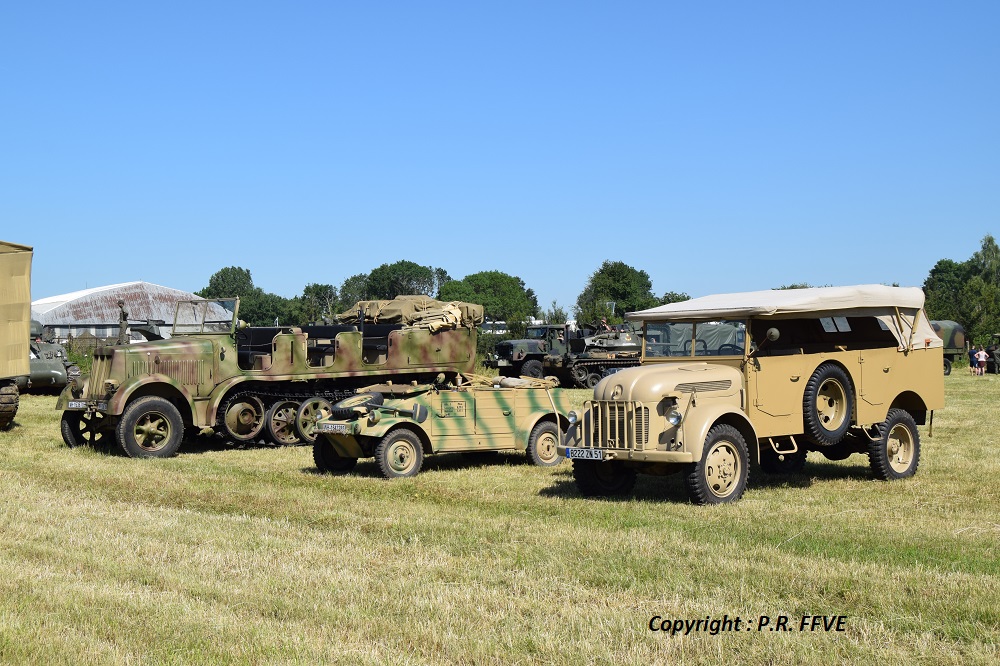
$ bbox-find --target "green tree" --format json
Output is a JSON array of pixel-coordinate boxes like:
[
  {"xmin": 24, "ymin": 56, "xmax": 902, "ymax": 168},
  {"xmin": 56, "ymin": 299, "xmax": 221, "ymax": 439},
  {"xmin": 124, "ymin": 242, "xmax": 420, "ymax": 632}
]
[
  {"xmin": 957, "ymin": 275, "xmax": 1000, "ymax": 345},
  {"xmin": 575, "ymin": 261, "xmax": 658, "ymax": 325},
  {"xmin": 923, "ymin": 259, "xmax": 971, "ymax": 322},
  {"xmin": 660, "ymin": 291, "xmax": 690, "ymax": 305},
  {"xmin": 338, "ymin": 274, "xmax": 371, "ymax": 308},
  {"xmin": 197, "ymin": 266, "xmax": 256, "ymax": 299},
  {"xmin": 294, "ymin": 283, "xmax": 338, "ymax": 324},
  {"xmin": 367, "ymin": 260, "xmax": 438, "ymax": 299},
  {"xmin": 544, "ymin": 301, "xmax": 568, "ymax": 324},
  {"xmin": 439, "ymin": 270, "xmax": 539, "ymax": 327}
]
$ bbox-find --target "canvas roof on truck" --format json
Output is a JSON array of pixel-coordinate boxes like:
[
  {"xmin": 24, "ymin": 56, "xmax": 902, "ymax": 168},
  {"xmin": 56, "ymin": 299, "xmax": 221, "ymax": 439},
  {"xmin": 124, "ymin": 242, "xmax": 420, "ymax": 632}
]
[{"xmin": 628, "ymin": 284, "xmax": 940, "ymax": 351}]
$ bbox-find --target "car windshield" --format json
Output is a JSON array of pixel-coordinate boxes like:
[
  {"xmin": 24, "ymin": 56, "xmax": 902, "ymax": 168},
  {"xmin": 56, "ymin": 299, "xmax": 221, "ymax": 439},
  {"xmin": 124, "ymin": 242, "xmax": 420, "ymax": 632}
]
[
  {"xmin": 643, "ymin": 320, "xmax": 746, "ymax": 357},
  {"xmin": 172, "ymin": 299, "xmax": 239, "ymax": 335},
  {"xmin": 525, "ymin": 327, "xmax": 548, "ymax": 340}
]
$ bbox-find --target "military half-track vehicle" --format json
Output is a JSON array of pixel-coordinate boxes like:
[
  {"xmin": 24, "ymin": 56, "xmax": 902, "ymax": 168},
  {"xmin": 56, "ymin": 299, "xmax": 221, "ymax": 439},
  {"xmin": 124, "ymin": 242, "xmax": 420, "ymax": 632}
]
[
  {"xmin": 305, "ymin": 376, "xmax": 571, "ymax": 479},
  {"xmin": 558, "ymin": 285, "xmax": 944, "ymax": 505},
  {"xmin": 930, "ymin": 320, "xmax": 966, "ymax": 375},
  {"xmin": 15, "ymin": 320, "xmax": 79, "ymax": 392},
  {"xmin": 486, "ymin": 323, "xmax": 641, "ymax": 388},
  {"xmin": 57, "ymin": 295, "xmax": 483, "ymax": 458},
  {"xmin": 0, "ymin": 241, "xmax": 32, "ymax": 431}
]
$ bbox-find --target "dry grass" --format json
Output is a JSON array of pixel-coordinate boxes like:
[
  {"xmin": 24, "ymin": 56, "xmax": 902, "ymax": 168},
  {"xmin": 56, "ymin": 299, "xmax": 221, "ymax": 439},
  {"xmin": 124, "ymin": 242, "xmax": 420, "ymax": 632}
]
[{"xmin": 0, "ymin": 376, "xmax": 997, "ymax": 664}]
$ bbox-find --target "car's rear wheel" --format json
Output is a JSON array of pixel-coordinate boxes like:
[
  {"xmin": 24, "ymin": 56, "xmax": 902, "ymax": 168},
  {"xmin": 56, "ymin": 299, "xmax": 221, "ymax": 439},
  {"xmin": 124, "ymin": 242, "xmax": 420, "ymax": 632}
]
[{"xmin": 868, "ymin": 408, "xmax": 920, "ymax": 480}]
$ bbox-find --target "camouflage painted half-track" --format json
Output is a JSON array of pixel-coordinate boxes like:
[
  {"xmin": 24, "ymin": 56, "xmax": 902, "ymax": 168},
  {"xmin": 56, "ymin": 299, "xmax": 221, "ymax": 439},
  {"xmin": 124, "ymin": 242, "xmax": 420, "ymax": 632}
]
[
  {"xmin": 306, "ymin": 376, "xmax": 571, "ymax": 478},
  {"xmin": 56, "ymin": 295, "xmax": 483, "ymax": 457},
  {"xmin": 487, "ymin": 324, "xmax": 641, "ymax": 388},
  {"xmin": 0, "ymin": 240, "xmax": 32, "ymax": 431}
]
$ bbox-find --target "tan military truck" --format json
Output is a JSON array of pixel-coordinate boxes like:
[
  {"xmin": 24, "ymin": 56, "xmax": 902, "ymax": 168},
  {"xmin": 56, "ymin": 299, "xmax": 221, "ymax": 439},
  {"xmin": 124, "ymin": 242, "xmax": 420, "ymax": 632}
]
[
  {"xmin": 306, "ymin": 377, "xmax": 570, "ymax": 478},
  {"xmin": 57, "ymin": 295, "xmax": 483, "ymax": 458},
  {"xmin": 558, "ymin": 285, "xmax": 944, "ymax": 504},
  {"xmin": 0, "ymin": 241, "xmax": 32, "ymax": 431}
]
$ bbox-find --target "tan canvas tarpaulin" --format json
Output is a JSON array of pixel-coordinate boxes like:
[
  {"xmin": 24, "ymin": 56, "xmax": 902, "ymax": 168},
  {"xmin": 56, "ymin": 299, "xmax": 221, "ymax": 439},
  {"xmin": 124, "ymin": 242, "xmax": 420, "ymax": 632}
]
[
  {"xmin": 628, "ymin": 285, "xmax": 940, "ymax": 351},
  {"xmin": 0, "ymin": 241, "xmax": 32, "ymax": 379},
  {"xmin": 336, "ymin": 296, "xmax": 485, "ymax": 330}
]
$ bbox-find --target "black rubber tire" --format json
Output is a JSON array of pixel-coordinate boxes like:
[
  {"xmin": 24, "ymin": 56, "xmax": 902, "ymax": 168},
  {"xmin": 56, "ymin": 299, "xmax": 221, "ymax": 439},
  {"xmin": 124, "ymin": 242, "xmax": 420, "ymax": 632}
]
[
  {"xmin": 685, "ymin": 424, "xmax": 749, "ymax": 505},
  {"xmin": 521, "ymin": 359, "xmax": 543, "ymax": 378},
  {"xmin": 759, "ymin": 446, "xmax": 807, "ymax": 474},
  {"xmin": 375, "ymin": 428, "xmax": 424, "ymax": 479},
  {"xmin": 0, "ymin": 381, "xmax": 18, "ymax": 431},
  {"xmin": 943, "ymin": 358, "xmax": 952, "ymax": 376},
  {"xmin": 60, "ymin": 410, "xmax": 112, "ymax": 449},
  {"xmin": 295, "ymin": 397, "xmax": 334, "ymax": 444},
  {"xmin": 803, "ymin": 363, "xmax": 854, "ymax": 446},
  {"xmin": 572, "ymin": 460, "xmax": 637, "ymax": 498},
  {"xmin": 265, "ymin": 400, "xmax": 301, "ymax": 446},
  {"xmin": 116, "ymin": 396, "xmax": 184, "ymax": 458},
  {"xmin": 313, "ymin": 439, "xmax": 358, "ymax": 475},
  {"xmin": 330, "ymin": 393, "xmax": 384, "ymax": 420},
  {"xmin": 526, "ymin": 420, "xmax": 562, "ymax": 467},
  {"xmin": 868, "ymin": 408, "xmax": 920, "ymax": 481},
  {"xmin": 585, "ymin": 373, "xmax": 602, "ymax": 389}
]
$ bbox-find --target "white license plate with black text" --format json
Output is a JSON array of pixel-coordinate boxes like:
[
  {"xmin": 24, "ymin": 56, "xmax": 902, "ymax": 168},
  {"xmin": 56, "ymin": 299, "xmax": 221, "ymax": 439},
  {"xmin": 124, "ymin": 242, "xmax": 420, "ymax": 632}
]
[
  {"xmin": 318, "ymin": 423, "xmax": 350, "ymax": 434},
  {"xmin": 565, "ymin": 447, "xmax": 605, "ymax": 460}
]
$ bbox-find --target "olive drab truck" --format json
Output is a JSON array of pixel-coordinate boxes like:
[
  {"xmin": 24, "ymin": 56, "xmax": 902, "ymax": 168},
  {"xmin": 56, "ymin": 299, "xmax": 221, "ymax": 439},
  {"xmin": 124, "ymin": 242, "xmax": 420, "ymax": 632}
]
[
  {"xmin": 0, "ymin": 241, "xmax": 32, "ymax": 430},
  {"xmin": 558, "ymin": 285, "xmax": 944, "ymax": 504},
  {"xmin": 56, "ymin": 295, "xmax": 483, "ymax": 458},
  {"xmin": 929, "ymin": 320, "xmax": 966, "ymax": 375},
  {"xmin": 487, "ymin": 323, "xmax": 642, "ymax": 388}
]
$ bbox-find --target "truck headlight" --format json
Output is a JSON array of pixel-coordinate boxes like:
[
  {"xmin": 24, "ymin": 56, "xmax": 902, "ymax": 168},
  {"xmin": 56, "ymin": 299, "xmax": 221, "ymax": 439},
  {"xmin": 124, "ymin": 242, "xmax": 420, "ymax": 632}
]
[
  {"xmin": 567, "ymin": 410, "xmax": 578, "ymax": 425},
  {"xmin": 667, "ymin": 409, "xmax": 683, "ymax": 426}
]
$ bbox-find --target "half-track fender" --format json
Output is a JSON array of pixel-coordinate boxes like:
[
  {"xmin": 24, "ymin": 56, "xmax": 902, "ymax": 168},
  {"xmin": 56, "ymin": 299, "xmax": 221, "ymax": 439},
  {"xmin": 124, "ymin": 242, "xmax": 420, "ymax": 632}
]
[
  {"xmin": 108, "ymin": 374, "xmax": 197, "ymax": 420},
  {"xmin": 681, "ymin": 403, "xmax": 758, "ymax": 464}
]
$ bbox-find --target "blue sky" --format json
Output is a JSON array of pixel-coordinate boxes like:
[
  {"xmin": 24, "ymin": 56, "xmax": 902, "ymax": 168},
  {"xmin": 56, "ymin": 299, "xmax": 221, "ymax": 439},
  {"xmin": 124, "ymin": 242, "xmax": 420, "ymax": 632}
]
[{"xmin": 2, "ymin": 2, "xmax": 997, "ymax": 314}]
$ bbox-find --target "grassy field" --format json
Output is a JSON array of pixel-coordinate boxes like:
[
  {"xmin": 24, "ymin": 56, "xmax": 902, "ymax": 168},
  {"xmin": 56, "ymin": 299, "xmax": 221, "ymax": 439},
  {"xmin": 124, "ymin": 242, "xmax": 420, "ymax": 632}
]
[{"xmin": 1, "ymin": 375, "xmax": 997, "ymax": 665}]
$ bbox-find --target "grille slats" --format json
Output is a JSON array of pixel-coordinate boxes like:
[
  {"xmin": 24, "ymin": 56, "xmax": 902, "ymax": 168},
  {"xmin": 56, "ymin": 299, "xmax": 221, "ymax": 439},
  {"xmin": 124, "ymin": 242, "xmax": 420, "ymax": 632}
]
[
  {"xmin": 86, "ymin": 357, "xmax": 112, "ymax": 398},
  {"xmin": 584, "ymin": 400, "xmax": 649, "ymax": 450}
]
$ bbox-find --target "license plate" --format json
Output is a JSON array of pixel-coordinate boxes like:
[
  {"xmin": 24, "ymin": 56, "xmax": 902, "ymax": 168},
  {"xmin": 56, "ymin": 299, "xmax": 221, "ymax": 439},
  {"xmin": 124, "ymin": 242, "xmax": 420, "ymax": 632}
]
[
  {"xmin": 68, "ymin": 400, "xmax": 107, "ymax": 411},
  {"xmin": 565, "ymin": 447, "xmax": 605, "ymax": 460},
  {"xmin": 318, "ymin": 423, "xmax": 350, "ymax": 434}
]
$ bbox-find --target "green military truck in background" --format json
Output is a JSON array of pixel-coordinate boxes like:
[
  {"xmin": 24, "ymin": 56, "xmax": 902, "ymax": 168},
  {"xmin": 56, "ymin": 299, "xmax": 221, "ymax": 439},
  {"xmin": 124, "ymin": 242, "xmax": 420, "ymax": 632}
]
[
  {"xmin": 930, "ymin": 320, "xmax": 967, "ymax": 375},
  {"xmin": 57, "ymin": 295, "xmax": 483, "ymax": 458},
  {"xmin": 0, "ymin": 241, "xmax": 32, "ymax": 431},
  {"xmin": 486, "ymin": 323, "xmax": 642, "ymax": 388},
  {"xmin": 14, "ymin": 320, "xmax": 79, "ymax": 392}
]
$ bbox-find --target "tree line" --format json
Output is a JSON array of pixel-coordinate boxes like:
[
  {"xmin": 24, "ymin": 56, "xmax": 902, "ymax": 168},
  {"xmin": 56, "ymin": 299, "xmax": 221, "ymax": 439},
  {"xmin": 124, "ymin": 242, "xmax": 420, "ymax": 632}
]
[
  {"xmin": 923, "ymin": 234, "xmax": 1000, "ymax": 345},
  {"xmin": 196, "ymin": 260, "xmax": 690, "ymax": 331}
]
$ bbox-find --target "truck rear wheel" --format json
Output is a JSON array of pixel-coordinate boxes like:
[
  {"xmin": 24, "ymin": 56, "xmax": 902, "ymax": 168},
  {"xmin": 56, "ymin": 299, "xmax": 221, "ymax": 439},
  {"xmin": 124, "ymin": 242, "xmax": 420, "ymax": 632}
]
[
  {"xmin": 572, "ymin": 460, "xmax": 636, "ymax": 497},
  {"xmin": 868, "ymin": 408, "xmax": 920, "ymax": 480},
  {"xmin": 521, "ymin": 359, "xmax": 543, "ymax": 378},
  {"xmin": 803, "ymin": 363, "xmax": 854, "ymax": 446},
  {"xmin": 526, "ymin": 420, "xmax": 561, "ymax": 467},
  {"xmin": 685, "ymin": 424, "xmax": 749, "ymax": 504},
  {"xmin": 116, "ymin": 396, "xmax": 183, "ymax": 458}
]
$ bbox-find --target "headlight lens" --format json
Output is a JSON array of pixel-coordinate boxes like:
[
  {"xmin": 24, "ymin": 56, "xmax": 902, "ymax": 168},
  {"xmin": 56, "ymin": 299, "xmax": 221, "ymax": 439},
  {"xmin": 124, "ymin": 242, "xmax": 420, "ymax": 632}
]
[
  {"xmin": 667, "ymin": 409, "xmax": 683, "ymax": 426},
  {"xmin": 567, "ymin": 410, "xmax": 578, "ymax": 425}
]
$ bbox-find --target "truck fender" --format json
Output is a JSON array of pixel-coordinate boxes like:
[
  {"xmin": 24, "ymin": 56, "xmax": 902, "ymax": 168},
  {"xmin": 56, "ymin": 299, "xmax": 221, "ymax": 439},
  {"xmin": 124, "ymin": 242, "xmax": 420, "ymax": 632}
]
[{"xmin": 681, "ymin": 404, "xmax": 758, "ymax": 463}]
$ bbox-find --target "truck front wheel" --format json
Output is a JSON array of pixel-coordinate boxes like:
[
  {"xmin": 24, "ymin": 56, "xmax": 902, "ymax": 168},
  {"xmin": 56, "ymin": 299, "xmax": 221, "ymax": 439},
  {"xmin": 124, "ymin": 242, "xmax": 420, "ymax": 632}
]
[
  {"xmin": 521, "ymin": 359, "xmax": 543, "ymax": 378},
  {"xmin": 116, "ymin": 396, "xmax": 184, "ymax": 458},
  {"xmin": 572, "ymin": 460, "xmax": 636, "ymax": 497},
  {"xmin": 685, "ymin": 424, "xmax": 749, "ymax": 505}
]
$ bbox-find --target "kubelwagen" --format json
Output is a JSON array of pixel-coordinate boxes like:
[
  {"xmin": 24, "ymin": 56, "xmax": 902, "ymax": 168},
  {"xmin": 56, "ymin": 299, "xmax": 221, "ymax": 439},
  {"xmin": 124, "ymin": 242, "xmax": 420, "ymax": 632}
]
[
  {"xmin": 305, "ymin": 377, "xmax": 571, "ymax": 479},
  {"xmin": 557, "ymin": 285, "xmax": 944, "ymax": 504}
]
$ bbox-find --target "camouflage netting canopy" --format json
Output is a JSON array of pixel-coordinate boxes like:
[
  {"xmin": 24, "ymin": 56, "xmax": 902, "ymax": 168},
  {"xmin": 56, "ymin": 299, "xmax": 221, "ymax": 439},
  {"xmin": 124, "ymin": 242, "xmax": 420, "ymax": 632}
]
[{"xmin": 335, "ymin": 295, "xmax": 484, "ymax": 332}]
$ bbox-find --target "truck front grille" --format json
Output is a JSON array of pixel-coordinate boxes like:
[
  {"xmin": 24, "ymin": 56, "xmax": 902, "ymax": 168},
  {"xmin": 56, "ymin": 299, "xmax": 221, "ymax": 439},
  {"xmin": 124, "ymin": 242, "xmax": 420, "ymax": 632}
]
[
  {"xmin": 86, "ymin": 356, "xmax": 112, "ymax": 399},
  {"xmin": 584, "ymin": 400, "xmax": 649, "ymax": 450}
]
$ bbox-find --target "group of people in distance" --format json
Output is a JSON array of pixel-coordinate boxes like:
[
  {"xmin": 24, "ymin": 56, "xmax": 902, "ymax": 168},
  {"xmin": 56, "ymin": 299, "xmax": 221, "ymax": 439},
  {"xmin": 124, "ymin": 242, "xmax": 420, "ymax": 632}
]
[{"xmin": 970, "ymin": 345, "xmax": 990, "ymax": 376}]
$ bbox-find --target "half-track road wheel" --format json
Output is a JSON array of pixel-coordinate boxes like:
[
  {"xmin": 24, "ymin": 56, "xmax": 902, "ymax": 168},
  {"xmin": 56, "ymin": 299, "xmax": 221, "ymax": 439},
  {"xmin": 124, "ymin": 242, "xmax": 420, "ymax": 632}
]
[
  {"xmin": 313, "ymin": 438, "xmax": 358, "ymax": 475},
  {"xmin": 572, "ymin": 460, "xmax": 637, "ymax": 498},
  {"xmin": 222, "ymin": 394, "xmax": 266, "ymax": 442},
  {"xmin": 685, "ymin": 423, "xmax": 749, "ymax": 505},
  {"xmin": 295, "ymin": 397, "xmax": 334, "ymax": 444},
  {"xmin": 868, "ymin": 408, "xmax": 920, "ymax": 481},
  {"xmin": 116, "ymin": 396, "xmax": 184, "ymax": 458},
  {"xmin": 526, "ymin": 420, "xmax": 562, "ymax": 467},
  {"xmin": 375, "ymin": 428, "xmax": 424, "ymax": 479},
  {"xmin": 585, "ymin": 373, "xmax": 602, "ymax": 389},
  {"xmin": 803, "ymin": 363, "xmax": 854, "ymax": 446},
  {"xmin": 265, "ymin": 400, "xmax": 301, "ymax": 446},
  {"xmin": 61, "ymin": 410, "xmax": 113, "ymax": 449},
  {"xmin": 570, "ymin": 365, "xmax": 590, "ymax": 388}
]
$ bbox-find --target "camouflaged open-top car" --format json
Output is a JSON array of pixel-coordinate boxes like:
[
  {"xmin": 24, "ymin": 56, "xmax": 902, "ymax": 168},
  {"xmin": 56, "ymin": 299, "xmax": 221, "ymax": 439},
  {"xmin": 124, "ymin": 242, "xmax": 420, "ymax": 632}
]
[
  {"xmin": 56, "ymin": 295, "xmax": 483, "ymax": 458},
  {"xmin": 304, "ymin": 377, "xmax": 571, "ymax": 479},
  {"xmin": 558, "ymin": 285, "xmax": 944, "ymax": 504}
]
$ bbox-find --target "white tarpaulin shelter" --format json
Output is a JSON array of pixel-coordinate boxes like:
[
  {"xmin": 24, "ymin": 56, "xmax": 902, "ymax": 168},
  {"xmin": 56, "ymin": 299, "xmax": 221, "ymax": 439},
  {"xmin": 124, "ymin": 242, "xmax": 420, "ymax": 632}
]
[{"xmin": 628, "ymin": 285, "xmax": 941, "ymax": 351}]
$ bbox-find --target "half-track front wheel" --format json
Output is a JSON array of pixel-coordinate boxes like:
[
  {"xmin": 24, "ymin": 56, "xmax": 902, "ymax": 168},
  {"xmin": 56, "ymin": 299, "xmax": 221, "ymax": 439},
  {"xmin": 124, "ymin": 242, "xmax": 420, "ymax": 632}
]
[
  {"xmin": 116, "ymin": 396, "xmax": 184, "ymax": 458},
  {"xmin": 61, "ymin": 410, "xmax": 113, "ymax": 449},
  {"xmin": 295, "ymin": 397, "xmax": 334, "ymax": 444},
  {"xmin": 222, "ymin": 394, "xmax": 265, "ymax": 442}
]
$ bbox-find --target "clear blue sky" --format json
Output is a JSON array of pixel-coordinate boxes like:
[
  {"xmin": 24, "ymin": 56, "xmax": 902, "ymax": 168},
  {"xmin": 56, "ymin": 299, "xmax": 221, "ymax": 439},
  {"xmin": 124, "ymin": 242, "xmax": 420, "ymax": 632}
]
[{"xmin": 2, "ymin": 2, "xmax": 997, "ymax": 314}]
